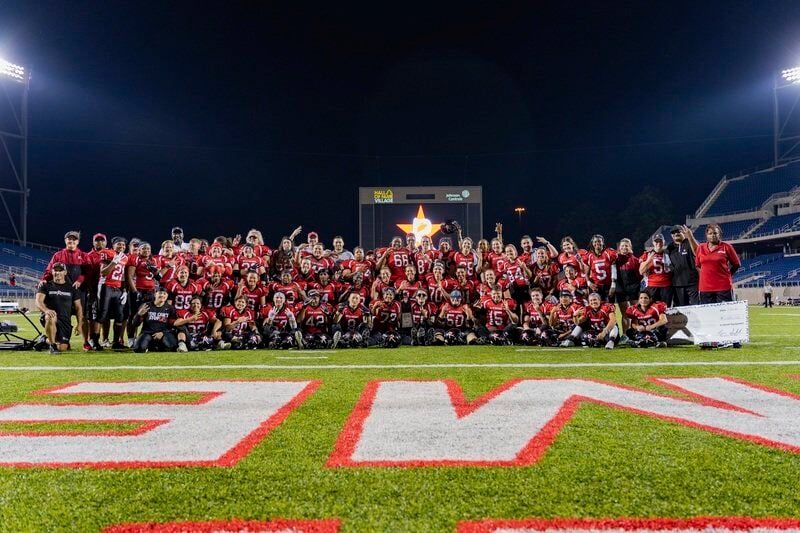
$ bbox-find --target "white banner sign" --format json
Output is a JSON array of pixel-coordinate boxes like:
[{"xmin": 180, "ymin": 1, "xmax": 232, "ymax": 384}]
[{"xmin": 666, "ymin": 300, "xmax": 749, "ymax": 345}]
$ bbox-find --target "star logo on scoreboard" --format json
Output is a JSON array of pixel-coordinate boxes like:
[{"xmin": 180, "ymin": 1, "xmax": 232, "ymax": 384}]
[{"xmin": 396, "ymin": 205, "xmax": 442, "ymax": 241}]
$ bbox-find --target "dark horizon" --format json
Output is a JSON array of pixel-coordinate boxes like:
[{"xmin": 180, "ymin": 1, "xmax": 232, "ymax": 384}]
[{"xmin": 1, "ymin": 2, "xmax": 799, "ymax": 248}]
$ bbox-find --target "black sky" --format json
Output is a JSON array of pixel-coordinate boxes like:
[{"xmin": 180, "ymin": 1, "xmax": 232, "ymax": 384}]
[{"xmin": 1, "ymin": 1, "xmax": 799, "ymax": 247}]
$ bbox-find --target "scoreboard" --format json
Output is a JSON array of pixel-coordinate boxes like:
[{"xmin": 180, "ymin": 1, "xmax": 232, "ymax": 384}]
[{"xmin": 358, "ymin": 186, "xmax": 483, "ymax": 249}]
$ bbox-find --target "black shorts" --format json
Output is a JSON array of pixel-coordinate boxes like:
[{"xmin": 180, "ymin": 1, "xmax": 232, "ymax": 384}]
[
  {"xmin": 98, "ymin": 285, "xmax": 125, "ymax": 322},
  {"xmin": 614, "ymin": 285, "xmax": 640, "ymax": 304},
  {"xmin": 645, "ymin": 286, "xmax": 673, "ymax": 305},
  {"xmin": 40, "ymin": 313, "xmax": 73, "ymax": 345},
  {"xmin": 129, "ymin": 289, "xmax": 155, "ymax": 316}
]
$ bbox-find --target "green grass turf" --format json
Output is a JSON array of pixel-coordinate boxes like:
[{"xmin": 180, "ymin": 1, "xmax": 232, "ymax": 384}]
[{"xmin": 0, "ymin": 306, "xmax": 798, "ymax": 531}]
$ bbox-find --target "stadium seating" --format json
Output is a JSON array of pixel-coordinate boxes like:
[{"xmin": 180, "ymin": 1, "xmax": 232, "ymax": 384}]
[
  {"xmin": 0, "ymin": 242, "xmax": 52, "ymax": 271},
  {"xmin": 751, "ymin": 213, "xmax": 800, "ymax": 236},
  {"xmin": 705, "ymin": 162, "xmax": 800, "ymax": 216},
  {"xmin": 692, "ymin": 218, "xmax": 761, "ymax": 241},
  {"xmin": 735, "ymin": 254, "xmax": 800, "ymax": 286}
]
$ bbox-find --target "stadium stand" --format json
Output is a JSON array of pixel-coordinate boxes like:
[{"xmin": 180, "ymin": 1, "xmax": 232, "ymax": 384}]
[
  {"xmin": 704, "ymin": 161, "xmax": 800, "ymax": 216},
  {"xmin": 692, "ymin": 218, "xmax": 762, "ymax": 241},
  {"xmin": 735, "ymin": 254, "xmax": 800, "ymax": 287},
  {"xmin": 750, "ymin": 212, "xmax": 800, "ymax": 237}
]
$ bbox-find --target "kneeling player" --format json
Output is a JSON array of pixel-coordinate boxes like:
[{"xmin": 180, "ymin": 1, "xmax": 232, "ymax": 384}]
[
  {"xmin": 260, "ymin": 291, "xmax": 301, "ymax": 349},
  {"xmin": 408, "ymin": 289, "xmax": 438, "ymax": 345},
  {"xmin": 297, "ymin": 289, "xmax": 333, "ymax": 349},
  {"xmin": 369, "ymin": 287, "xmax": 402, "ymax": 348},
  {"xmin": 477, "ymin": 286, "xmax": 519, "ymax": 345},
  {"xmin": 566, "ymin": 292, "xmax": 619, "ymax": 349},
  {"xmin": 519, "ymin": 287, "xmax": 557, "ymax": 346},
  {"xmin": 175, "ymin": 296, "xmax": 228, "ymax": 351},
  {"xmin": 36, "ymin": 262, "xmax": 84, "ymax": 354},
  {"xmin": 131, "ymin": 287, "xmax": 179, "ymax": 353},
  {"xmin": 433, "ymin": 290, "xmax": 477, "ymax": 345},
  {"xmin": 549, "ymin": 290, "xmax": 585, "ymax": 347},
  {"xmin": 221, "ymin": 295, "xmax": 261, "ymax": 349},
  {"xmin": 331, "ymin": 292, "xmax": 372, "ymax": 348},
  {"xmin": 625, "ymin": 291, "xmax": 668, "ymax": 348}
]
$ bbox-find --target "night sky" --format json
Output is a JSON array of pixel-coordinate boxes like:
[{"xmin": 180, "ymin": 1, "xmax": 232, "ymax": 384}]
[{"xmin": 1, "ymin": 2, "xmax": 799, "ymax": 248}]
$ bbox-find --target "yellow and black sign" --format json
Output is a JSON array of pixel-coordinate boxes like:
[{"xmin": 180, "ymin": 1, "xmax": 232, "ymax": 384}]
[{"xmin": 373, "ymin": 189, "xmax": 394, "ymax": 204}]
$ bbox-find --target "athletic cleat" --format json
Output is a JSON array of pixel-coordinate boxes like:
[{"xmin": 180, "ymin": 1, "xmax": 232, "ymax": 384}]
[
  {"xmin": 605, "ymin": 340, "xmax": 615, "ymax": 350},
  {"xmin": 217, "ymin": 340, "xmax": 231, "ymax": 350},
  {"xmin": 83, "ymin": 342, "xmax": 92, "ymax": 352},
  {"xmin": 48, "ymin": 344, "xmax": 60, "ymax": 355},
  {"xmin": 560, "ymin": 339, "xmax": 575, "ymax": 347},
  {"xmin": 177, "ymin": 341, "xmax": 188, "ymax": 353},
  {"xmin": 657, "ymin": 341, "xmax": 668, "ymax": 348},
  {"xmin": 332, "ymin": 331, "xmax": 341, "ymax": 349},
  {"xmin": 101, "ymin": 339, "xmax": 112, "ymax": 348},
  {"xmin": 111, "ymin": 342, "xmax": 126, "ymax": 350},
  {"xmin": 93, "ymin": 342, "xmax": 104, "ymax": 351},
  {"xmin": 294, "ymin": 330, "xmax": 304, "ymax": 349},
  {"xmin": 126, "ymin": 338, "xmax": 134, "ymax": 348}
]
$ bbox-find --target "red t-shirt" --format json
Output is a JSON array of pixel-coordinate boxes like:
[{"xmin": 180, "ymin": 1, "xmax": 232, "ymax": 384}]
[{"xmin": 695, "ymin": 241, "xmax": 740, "ymax": 292}]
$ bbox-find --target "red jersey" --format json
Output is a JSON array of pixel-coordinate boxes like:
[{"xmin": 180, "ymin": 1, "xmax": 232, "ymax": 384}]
[
  {"xmin": 583, "ymin": 303, "xmax": 616, "ymax": 332},
  {"xmin": 239, "ymin": 284, "xmax": 268, "ymax": 311},
  {"xmin": 413, "ymin": 250, "xmax": 439, "ymax": 277},
  {"xmin": 308, "ymin": 255, "xmax": 335, "ymax": 274},
  {"xmin": 551, "ymin": 302, "xmax": 584, "ymax": 331},
  {"xmin": 86, "ymin": 248, "xmax": 115, "ymax": 289},
  {"xmin": 259, "ymin": 304, "xmax": 297, "ymax": 332},
  {"xmin": 425, "ymin": 276, "xmax": 450, "ymax": 305},
  {"xmin": 300, "ymin": 303, "xmax": 332, "ymax": 334},
  {"xmin": 439, "ymin": 302, "xmax": 470, "ymax": 330},
  {"xmin": 397, "ymin": 280, "xmax": 424, "ymax": 302},
  {"xmin": 197, "ymin": 277, "xmax": 234, "ymax": 313},
  {"xmin": 453, "ymin": 251, "xmax": 480, "ymax": 280},
  {"xmin": 384, "ymin": 248, "xmax": 412, "ymax": 281},
  {"xmin": 129, "ymin": 255, "xmax": 159, "ymax": 291},
  {"xmin": 586, "ymin": 249, "xmax": 618, "ymax": 286},
  {"xmin": 203, "ymin": 256, "xmax": 233, "ymax": 278},
  {"xmin": 522, "ymin": 301, "xmax": 549, "ymax": 328},
  {"xmin": 625, "ymin": 304, "xmax": 662, "ymax": 327},
  {"xmin": 483, "ymin": 298, "xmax": 517, "ymax": 330},
  {"xmin": 236, "ymin": 255, "xmax": 263, "ymax": 274},
  {"xmin": 336, "ymin": 302, "xmax": 371, "ymax": 331},
  {"xmin": 221, "ymin": 305, "xmax": 255, "ymax": 336},
  {"xmin": 447, "ymin": 279, "xmax": 477, "ymax": 304},
  {"xmin": 310, "ymin": 281, "xmax": 341, "ymax": 305},
  {"xmin": 486, "ymin": 251, "xmax": 509, "ymax": 274},
  {"xmin": 176, "ymin": 308, "xmax": 215, "ymax": 336},
  {"xmin": 158, "ymin": 254, "xmax": 185, "ymax": 285},
  {"xmin": 695, "ymin": 242, "xmax": 740, "ymax": 292},
  {"xmin": 640, "ymin": 251, "xmax": 672, "ymax": 288},
  {"xmin": 341, "ymin": 259, "xmax": 375, "ymax": 282},
  {"xmin": 101, "ymin": 251, "xmax": 128, "ymax": 290},
  {"xmin": 410, "ymin": 301, "xmax": 438, "ymax": 325},
  {"xmin": 531, "ymin": 261, "xmax": 560, "ymax": 293},
  {"xmin": 499, "ymin": 259, "xmax": 528, "ymax": 287},
  {"xmin": 371, "ymin": 300, "xmax": 402, "ymax": 333},
  {"xmin": 557, "ymin": 276, "xmax": 589, "ymax": 303},
  {"xmin": 340, "ymin": 284, "xmax": 369, "ymax": 305},
  {"xmin": 557, "ymin": 252, "xmax": 584, "ymax": 275},
  {"xmin": 165, "ymin": 279, "xmax": 201, "ymax": 311},
  {"xmin": 294, "ymin": 270, "xmax": 317, "ymax": 287},
  {"xmin": 269, "ymin": 281, "xmax": 304, "ymax": 306}
]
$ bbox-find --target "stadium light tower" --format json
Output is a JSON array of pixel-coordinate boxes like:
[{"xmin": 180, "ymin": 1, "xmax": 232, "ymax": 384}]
[
  {"xmin": 773, "ymin": 66, "xmax": 800, "ymax": 166},
  {"xmin": 0, "ymin": 58, "xmax": 30, "ymax": 245}
]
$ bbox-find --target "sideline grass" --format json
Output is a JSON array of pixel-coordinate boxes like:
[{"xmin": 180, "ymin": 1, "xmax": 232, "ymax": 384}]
[{"xmin": 0, "ymin": 307, "xmax": 798, "ymax": 531}]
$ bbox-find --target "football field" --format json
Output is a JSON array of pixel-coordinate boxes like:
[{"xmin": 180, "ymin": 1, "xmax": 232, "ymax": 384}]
[{"xmin": 1, "ymin": 306, "xmax": 800, "ymax": 532}]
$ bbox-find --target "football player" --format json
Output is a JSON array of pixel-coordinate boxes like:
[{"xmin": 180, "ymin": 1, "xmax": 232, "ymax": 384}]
[
  {"xmin": 433, "ymin": 289, "xmax": 477, "ymax": 345},
  {"xmin": 519, "ymin": 287, "xmax": 557, "ymax": 346},
  {"xmin": 165, "ymin": 266, "xmax": 201, "ymax": 312},
  {"xmin": 453, "ymin": 237, "xmax": 481, "ymax": 281},
  {"xmin": 407, "ymin": 289, "xmax": 438, "ymax": 345},
  {"xmin": 530, "ymin": 247, "xmax": 560, "ymax": 299},
  {"xmin": 584, "ymin": 234, "xmax": 618, "ymax": 301},
  {"xmin": 296, "ymin": 289, "xmax": 333, "ymax": 349},
  {"xmin": 97, "ymin": 237, "xmax": 129, "ymax": 350},
  {"xmin": 625, "ymin": 291, "xmax": 669, "ymax": 348},
  {"xmin": 369, "ymin": 287, "xmax": 402, "ymax": 347},
  {"xmin": 478, "ymin": 286, "xmax": 519, "ymax": 345},
  {"xmin": 376, "ymin": 236, "xmax": 412, "ymax": 283},
  {"xmin": 260, "ymin": 291, "xmax": 301, "ymax": 349},
  {"xmin": 197, "ymin": 266, "xmax": 235, "ymax": 317},
  {"xmin": 639, "ymin": 234, "xmax": 673, "ymax": 305},
  {"xmin": 614, "ymin": 238, "xmax": 642, "ymax": 332},
  {"xmin": 341, "ymin": 246, "xmax": 375, "ymax": 284},
  {"xmin": 236, "ymin": 271, "xmax": 267, "ymax": 312},
  {"xmin": 563, "ymin": 292, "xmax": 618, "ymax": 349},
  {"xmin": 549, "ymin": 290, "xmax": 585, "ymax": 346},
  {"xmin": 221, "ymin": 295, "xmax": 261, "ymax": 349},
  {"xmin": 174, "ymin": 296, "xmax": 228, "ymax": 351},
  {"xmin": 331, "ymin": 292, "xmax": 372, "ymax": 348}
]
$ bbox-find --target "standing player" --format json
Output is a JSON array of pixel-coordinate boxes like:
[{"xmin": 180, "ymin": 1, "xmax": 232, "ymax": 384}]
[
  {"xmin": 530, "ymin": 247, "xmax": 560, "ymax": 299},
  {"xmin": 414, "ymin": 236, "xmax": 439, "ymax": 278},
  {"xmin": 36, "ymin": 262, "xmax": 84, "ymax": 354},
  {"xmin": 236, "ymin": 271, "xmax": 267, "ymax": 312},
  {"xmin": 341, "ymin": 247, "xmax": 374, "ymax": 284},
  {"xmin": 270, "ymin": 269, "xmax": 306, "ymax": 307},
  {"xmin": 453, "ymin": 238, "xmax": 482, "ymax": 281},
  {"xmin": 639, "ymin": 234, "xmax": 673, "ymax": 305},
  {"xmin": 498, "ymin": 244, "xmax": 531, "ymax": 304},
  {"xmin": 197, "ymin": 266, "xmax": 235, "ymax": 317},
  {"xmin": 234, "ymin": 243, "xmax": 266, "ymax": 281},
  {"xmin": 97, "ymin": 238, "xmax": 129, "ymax": 350},
  {"xmin": 85, "ymin": 233, "xmax": 112, "ymax": 348},
  {"xmin": 614, "ymin": 238, "xmax": 642, "ymax": 333},
  {"xmin": 376, "ymin": 237, "xmax": 412, "ymax": 283},
  {"xmin": 584, "ymin": 234, "xmax": 618, "ymax": 301}
]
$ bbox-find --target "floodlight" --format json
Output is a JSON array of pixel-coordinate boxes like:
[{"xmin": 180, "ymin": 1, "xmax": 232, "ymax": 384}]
[
  {"xmin": 0, "ymin": 58, "xmax": 26, "ymax": 83},
  {"xmin": 781, "ymin": 66, "xmax": 800, "ymax": 84}
]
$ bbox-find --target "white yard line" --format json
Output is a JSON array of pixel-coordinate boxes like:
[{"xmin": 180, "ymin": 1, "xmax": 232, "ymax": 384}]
[
  {"xmin": 275, "ymin": 356, "xmax": 329, "ymax": 360},
  {"xmin": 1, "ymin": 360, "xmax": 800, "ymax": 370}
]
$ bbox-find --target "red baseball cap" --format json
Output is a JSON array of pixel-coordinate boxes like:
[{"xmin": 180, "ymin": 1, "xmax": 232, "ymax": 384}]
[
  {"xmin": 308, "ymin": 231, "xmax": 319, "ymax": 239},
  {"xmin": 93, "ymin": 233, "xmax": 107, "ymax": 241}
]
